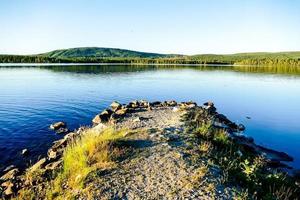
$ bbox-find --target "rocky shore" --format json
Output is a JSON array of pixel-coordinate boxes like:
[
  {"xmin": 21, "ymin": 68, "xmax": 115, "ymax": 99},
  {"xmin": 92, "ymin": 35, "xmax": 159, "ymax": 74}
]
[{"xmin": 1, "ymin": 100, "xmax": 299, "ymax": 199}]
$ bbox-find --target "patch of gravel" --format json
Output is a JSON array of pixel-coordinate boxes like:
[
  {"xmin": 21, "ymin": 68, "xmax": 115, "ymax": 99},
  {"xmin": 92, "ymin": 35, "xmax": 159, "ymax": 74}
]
[{"xmin": 87, "ymin": 107, "xmax": 232, "ymax": 199}]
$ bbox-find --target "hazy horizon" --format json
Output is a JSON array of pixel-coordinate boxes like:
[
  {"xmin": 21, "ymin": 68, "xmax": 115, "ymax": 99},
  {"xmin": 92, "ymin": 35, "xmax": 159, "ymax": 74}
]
[{"xmin": 1, "ymin": 0, "xmax": 300, "ymax": 55}]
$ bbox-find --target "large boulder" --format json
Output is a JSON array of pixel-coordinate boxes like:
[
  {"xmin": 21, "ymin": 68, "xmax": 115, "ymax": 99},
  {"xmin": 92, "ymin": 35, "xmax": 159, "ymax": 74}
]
[
  {"xmin": 110, "ymin": 101, "xmax": 122, "ymax": 112},
  {"xmin": 92, "ymin": 109, "xmax": 113, "ymax": 124}
]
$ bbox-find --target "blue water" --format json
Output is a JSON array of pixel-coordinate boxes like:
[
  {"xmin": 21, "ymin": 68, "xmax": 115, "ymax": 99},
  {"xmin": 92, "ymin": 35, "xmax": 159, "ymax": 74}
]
[{"xmin": 0, "ymin": 65, "xmax": 299, "ymax": 171}]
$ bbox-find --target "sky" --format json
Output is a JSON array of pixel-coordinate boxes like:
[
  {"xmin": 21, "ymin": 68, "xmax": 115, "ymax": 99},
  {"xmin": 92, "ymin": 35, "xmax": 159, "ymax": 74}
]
[{"xmin": 0, "ymin": 0, "xmax": 300, "ymax": 55}]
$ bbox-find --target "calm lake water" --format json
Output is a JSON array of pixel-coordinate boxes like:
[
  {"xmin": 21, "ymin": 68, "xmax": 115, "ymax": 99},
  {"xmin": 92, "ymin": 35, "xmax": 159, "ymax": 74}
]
[{"xmin": 0, "ymin": 65, "xmax": 300, "ymax": 171}]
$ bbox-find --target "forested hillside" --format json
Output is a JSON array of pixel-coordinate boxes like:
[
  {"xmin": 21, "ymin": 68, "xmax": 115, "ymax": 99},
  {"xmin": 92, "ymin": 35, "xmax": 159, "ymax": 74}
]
[{"xmin": 1, "ymin": 47, "xmax": 300, "ymax": 66}]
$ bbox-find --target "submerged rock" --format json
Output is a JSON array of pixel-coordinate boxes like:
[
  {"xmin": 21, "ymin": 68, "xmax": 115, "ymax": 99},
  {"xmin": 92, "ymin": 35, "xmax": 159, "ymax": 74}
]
[{"xmin": 21, "ymin": 149, "xmax": 29, "ymax": 156}]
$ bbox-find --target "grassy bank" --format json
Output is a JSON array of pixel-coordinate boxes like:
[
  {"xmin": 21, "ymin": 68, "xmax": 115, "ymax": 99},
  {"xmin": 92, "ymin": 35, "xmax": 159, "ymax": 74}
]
[{"xmin": 184, "ymin": 108, "xmax": 300, "ymax": 199}]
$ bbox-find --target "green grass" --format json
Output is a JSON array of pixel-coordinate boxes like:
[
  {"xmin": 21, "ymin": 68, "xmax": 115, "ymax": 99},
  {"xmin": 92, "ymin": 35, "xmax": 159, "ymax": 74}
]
[{"xmin": 16, "ymin": 127, "xmax": 129, "ymax": 199}]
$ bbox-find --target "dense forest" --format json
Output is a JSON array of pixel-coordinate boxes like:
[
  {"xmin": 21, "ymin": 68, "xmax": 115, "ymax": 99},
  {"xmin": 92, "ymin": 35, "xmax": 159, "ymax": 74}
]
[{"xmin": 1, "ymin": 47, "xmax": 300, "ymax": 66}]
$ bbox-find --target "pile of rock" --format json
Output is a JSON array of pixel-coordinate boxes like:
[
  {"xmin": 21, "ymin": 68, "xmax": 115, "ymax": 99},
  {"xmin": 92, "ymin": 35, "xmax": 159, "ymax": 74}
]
[{"xmin": 92, "ymin": 100, "xmax": 199, "ymax": 126}]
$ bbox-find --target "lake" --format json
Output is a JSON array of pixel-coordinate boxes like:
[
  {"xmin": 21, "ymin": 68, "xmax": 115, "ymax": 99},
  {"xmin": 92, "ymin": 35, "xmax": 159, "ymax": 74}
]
[{"xmin": 0, "ymin": 64, "xmax": 300, "ymax": 171}]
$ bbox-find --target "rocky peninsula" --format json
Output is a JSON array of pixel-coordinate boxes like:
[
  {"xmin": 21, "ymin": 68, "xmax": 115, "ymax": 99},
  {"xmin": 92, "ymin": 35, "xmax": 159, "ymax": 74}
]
[{"xmin": 1, "ymin": 100, "xmax": 299, "ymax": 199}]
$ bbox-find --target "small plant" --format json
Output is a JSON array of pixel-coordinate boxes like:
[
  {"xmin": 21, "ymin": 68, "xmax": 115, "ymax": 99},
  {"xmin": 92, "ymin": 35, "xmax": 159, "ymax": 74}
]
[
  {"xmin": 240, "ymin": 159, "xmax": 257, "ymax": 181},
  {"xmin": 196, "ymin": 122, "xmax": 213, "ymax": 139},
  {"xmin": 213, "ymin": 129, "xmax": 230, "ymax": 145},
  {"xmin": 232, "ymin": 188, "xmax": 249, "ymax": 200},
  {"xmin": 199, "ymin": 141, "xmax": 212, "ymax": 154}
]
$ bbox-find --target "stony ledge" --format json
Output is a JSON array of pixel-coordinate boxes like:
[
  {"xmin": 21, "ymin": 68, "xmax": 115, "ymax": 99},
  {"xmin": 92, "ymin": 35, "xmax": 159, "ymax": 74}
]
[{"xmin": 0, "ymin": 100, "xmax": 297, "ymax": 198}]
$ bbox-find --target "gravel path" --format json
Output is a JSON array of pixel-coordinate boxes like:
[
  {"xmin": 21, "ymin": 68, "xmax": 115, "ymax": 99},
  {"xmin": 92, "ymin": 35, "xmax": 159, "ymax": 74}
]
[{"xmin": 88, "ymin": 107, "xmax": 231, "ymax": 199}]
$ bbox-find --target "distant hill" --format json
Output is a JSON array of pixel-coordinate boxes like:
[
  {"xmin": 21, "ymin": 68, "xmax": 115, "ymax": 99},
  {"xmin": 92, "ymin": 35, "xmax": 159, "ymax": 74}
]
[
  {"xmin": 0, "ymin": 47, "xmax": 299, "ymax": 66},
  {"xmin": 39, "ymin": 47, "xmax": 176, "ymax": 59}
]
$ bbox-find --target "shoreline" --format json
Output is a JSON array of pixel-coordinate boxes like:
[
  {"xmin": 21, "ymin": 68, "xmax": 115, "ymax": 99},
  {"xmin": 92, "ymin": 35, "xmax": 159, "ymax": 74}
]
[{"xmin": 1, "ymin": 100, "xmax": 299, "ymax": 198}]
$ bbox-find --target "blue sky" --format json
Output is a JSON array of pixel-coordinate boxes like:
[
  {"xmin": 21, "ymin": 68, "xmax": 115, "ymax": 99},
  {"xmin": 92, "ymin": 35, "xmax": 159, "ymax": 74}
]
[{"xmin": 0, "ymin": 0, "xmax": 300, "ymax": 55}]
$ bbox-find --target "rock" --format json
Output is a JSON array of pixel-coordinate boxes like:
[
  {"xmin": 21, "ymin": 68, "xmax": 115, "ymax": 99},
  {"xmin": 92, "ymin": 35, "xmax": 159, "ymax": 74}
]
[
  {"xmin": 133, "ymin": 117, "xmax": 141, "ymax": 122},
  {"xmin": 1, "ymin": 180, "xmax": 12, "ymax": 187},
  {"xmin": 64, "ymin": 132, "xmax": 78, "ymax": 142},
  {"xmin": 203, "ymin": 101, "xmax": 216, "ymax": 113},
  {"xmin": 52, "ymin": 138, "xmax": 68, "ymax": 150},
  {"xmin": 48, "ymin": 149, "xmax": 58, "ymax": 160},
  {"xmin": 179, "ymin": 101, "xmax": 197, "ymax": 109},
  {"xmin": 115, "ymin": 108, "xmax": 128, "ymax": 116},
  {"xmin": 93, "ymin": 123, "xmax": 108, "ymax": 132},
  {"xmin": 111, "ymin": 101, "xmax": 122, "ymax": 112},
  {"xmin": 50, "ymin": 121, "xmax": 66, "ymax": 130},
  {"xmin": 165, "ymin": 100, "xmax": 177, "ymax": 107},
  {"xmin": 172, "ymin": 107, "xmax": 180, "ymax": 112},
  {"xmin": 45, "ymin": 160, "xmax": 63, "ymax": 170},
  {"xmin": 0, "ymin": 168, "xmax": 19, "ymax": 181},
  {"xmin": 139, "ymin": 100, "xmax": 149, "ymax": 108},
  {"xmin": 48, "ymin": 138, "xmax": 68, "ymax": 160},
  {"xmin": 92, "ymin": 109, "xmax": 113, "ymax": 124},
  {"xmin": 92, "ymin": 114, "xmax": 102, "ymax": 124},
  {"xmin": 55, "ymin": 127, "xmax": 69, "ymax": 134},
  {"xmin": 3, "ymin": 182, "xmax": 14, "ymax": 196},
  {"xmin": 127, "ymin": 100, "xmax": 139, "ymax": 108},
  {"xmin": 238, "ymin": 124, "xmax": 246, "ymax": 131},
  {"xmin": 29, "ymin": 158, "xmax": 46, "ymax": 172},
  {"xmin": 167, "ymin": 134, "xmax": 180, "ymax": 141},
  {"xmin": 150, "ymin": 101, "xmax": 162, "ymax": 107},
  {"xmin": 21, "ymin": 148, "xmax": 29, "ymax": 156},
  {"xmin": 3, "ymin": 165, "xmax": 15, "ymax": 173}
]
